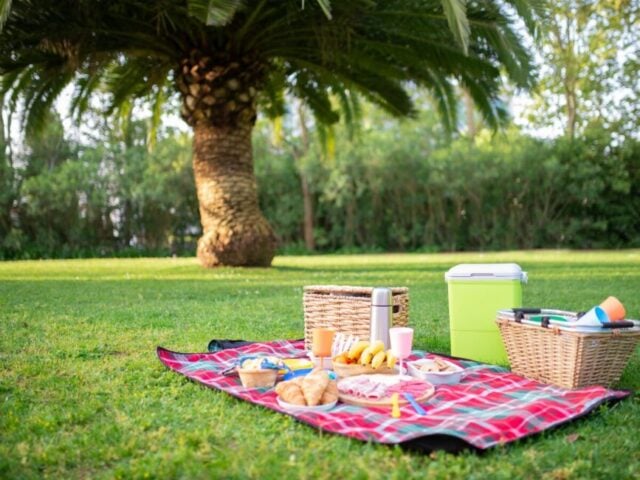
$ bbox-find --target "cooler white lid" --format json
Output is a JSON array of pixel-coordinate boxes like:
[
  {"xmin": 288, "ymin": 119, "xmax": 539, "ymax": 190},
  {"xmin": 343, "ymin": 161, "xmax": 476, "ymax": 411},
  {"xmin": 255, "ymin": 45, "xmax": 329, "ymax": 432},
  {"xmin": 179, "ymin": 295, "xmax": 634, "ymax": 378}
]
[{"xmin": 444, "ymin": 263, "xmax": 527, "ymax": 282}]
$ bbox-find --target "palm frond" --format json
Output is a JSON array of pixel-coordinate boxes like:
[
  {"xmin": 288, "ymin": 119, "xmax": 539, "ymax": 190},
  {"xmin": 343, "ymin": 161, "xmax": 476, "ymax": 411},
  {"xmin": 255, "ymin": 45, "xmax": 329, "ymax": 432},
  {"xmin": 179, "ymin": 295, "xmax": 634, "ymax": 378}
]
[
  {"xmin": 285, "ymin": 55, "xmax": 413, "ymax": 118},
  {"xmin": 0, "ymin": 0, "xmax": 11, "ymax": 31},
  {"xmin": 260, "ymin": 67, "xmax": 287, "ymax": 119},
  {"xmin": 505, "ymin": 0, "xmax": 547, "ymax": 38},
  {"xmin": 301, "ymin": 0, "xmax": 334, "ymax": 20},
  {"xmin": 104, "ymin": 57, "xmax": 169, "ymax": 115},
  {"xmin": 459, "ymin": 72, "xmax": 507, "ymax": 129},
  {"xmin": 187, "ymin": 0, "xmax": 244, "ymax": 27},
  {"xmin": 24, "ymin": 66, "xmax": 74, "ymax": 139},
  {"xmin": 148, "ymin": 79, "xmax": 167, "ymax": 152},
  {"xmin": 314, "ymin": 0, "xmax": 332, "ymax": 20},
  {"xmin": 335, "ymin": 88, "xmax": 360, "ymax": 139},
  {"xmin": 441, "ymin": 0, "xmax": 470, "ymax": 54},
  {"xmin": 420, "ymin": 69, "xmax": 457, "ymax": 132},
  {"xmin": 1, "ymin": 0, "xmax": 539, "ymax": 136},
  {"xmin": 293, "ymin": 72, "xmax": 339, "ymax": 124},
  {"xmin": 0, "ymin": 69, "xmax": 19, "ymax": 98},
  {"xmin": 69, "ymin": 73, "xmax": 102, "ymax": 124}
]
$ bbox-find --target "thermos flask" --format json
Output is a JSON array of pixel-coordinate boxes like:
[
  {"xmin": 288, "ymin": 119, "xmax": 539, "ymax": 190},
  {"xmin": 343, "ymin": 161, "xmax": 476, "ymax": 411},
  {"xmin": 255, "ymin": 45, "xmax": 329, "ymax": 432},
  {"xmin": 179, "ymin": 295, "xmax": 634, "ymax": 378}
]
[{"xmin": 370, "ymin": 287, "xmax": 392, "ymax": 349}]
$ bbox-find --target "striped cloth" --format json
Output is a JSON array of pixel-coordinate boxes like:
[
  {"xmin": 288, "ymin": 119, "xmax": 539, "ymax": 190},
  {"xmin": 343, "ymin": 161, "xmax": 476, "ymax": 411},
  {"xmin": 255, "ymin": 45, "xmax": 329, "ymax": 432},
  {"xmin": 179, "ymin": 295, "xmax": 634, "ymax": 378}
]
[{"xmin": 157, "ymin": 340, "xmax": 629, "ymax": 451}]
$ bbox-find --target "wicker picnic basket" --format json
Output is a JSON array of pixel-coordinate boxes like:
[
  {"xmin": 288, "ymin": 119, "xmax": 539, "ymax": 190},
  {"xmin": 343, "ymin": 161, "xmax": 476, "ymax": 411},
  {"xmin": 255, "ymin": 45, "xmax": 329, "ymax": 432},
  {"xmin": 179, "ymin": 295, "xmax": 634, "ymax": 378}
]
[
  {"xmin": 496, "ymin": 316, "xmax": 640, "ymax": 389},
  {"xmin": 303, "ymin": 285, "xmax": 409, "ymax": 351}
]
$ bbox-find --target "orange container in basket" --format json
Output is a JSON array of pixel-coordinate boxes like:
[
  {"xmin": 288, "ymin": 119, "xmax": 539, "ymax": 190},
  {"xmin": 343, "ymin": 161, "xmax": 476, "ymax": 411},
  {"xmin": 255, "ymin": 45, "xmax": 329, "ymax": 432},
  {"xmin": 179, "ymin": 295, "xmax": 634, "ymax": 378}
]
[{"xmin": 600, "ymin": 296, "xmax": 626, "ymax": 321}]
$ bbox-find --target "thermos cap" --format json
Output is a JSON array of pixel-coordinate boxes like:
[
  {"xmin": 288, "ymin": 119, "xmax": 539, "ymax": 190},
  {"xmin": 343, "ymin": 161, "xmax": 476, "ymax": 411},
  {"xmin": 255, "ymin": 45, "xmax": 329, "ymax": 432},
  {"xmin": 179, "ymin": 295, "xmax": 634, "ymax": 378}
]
[{"xmin": 371, "ymin": 287, "xmax": 393, "ymax": 306}]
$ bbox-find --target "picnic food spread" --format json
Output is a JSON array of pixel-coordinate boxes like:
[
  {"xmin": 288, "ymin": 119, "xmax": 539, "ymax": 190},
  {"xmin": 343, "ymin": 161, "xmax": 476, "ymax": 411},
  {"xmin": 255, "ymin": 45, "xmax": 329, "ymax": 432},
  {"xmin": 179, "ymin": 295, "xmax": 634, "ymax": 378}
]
[
  {"xmin": 275, "ymin": 369, "xmax": 338, "ymax": 407},
  {"xmin": 236, "ymin": 283, "xmax": 637, "ymax": 413},
  {"xmin": 158, "ymin": 269, "xmax": 639, "ymax": 452},
  {"xmin": 334, "ymin": 340, "xmax": 397, "ymax": 368},
  {"xmin": 337, "ymin": 374, "xmax": 435, "ymax": 407}
]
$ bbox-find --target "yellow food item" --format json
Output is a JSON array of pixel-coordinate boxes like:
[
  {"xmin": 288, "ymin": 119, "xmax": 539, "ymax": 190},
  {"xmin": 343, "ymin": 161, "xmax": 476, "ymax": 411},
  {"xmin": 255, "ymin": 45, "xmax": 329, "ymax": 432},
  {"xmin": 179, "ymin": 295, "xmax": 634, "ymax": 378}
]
[
  {"xmin": 302, "ymin": 369, "xmax": 330, "ymax": 406},
  {"xmin": 360, "ymin": 341, "xmax": 384, "ymax": 365},
  {"xmin": 359, "ymin": 347, "xmax": 374, "ymax": 365},
  {"xmin": 320, "ymin": 380, "xmax": 338, "ymax": 404},
  {"xmin": 369, "ymin": 340, "xmax": 385, "ymax": 356},
  {"xmin": 348, "ymin": 341, "xmax": 370, "ymax": 360},
  {"xmin": 276, "ymin": 372, "xmax": 338, "ymax": 407},
  {"xmin": 386, "ymin": 350, "xmax": 397, "ymax": 369},
  {"xmin": 371, "ymin": 350, "xmax": 387, "ymax": 369},
  {"xmin": 333, "ymin": 352, "xmax": 349, "ymax": 364},
  {"xmin": 275, "ymin": 380, "xmax": 306, "ymax": 405}
]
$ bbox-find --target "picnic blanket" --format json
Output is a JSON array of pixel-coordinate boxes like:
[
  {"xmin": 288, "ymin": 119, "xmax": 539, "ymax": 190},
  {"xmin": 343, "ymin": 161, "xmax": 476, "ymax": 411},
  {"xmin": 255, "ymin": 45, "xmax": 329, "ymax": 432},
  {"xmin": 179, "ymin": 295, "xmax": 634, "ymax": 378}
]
[{"xmin": 157, "ymin": 339, "xmax": 630, "ymax": 452}]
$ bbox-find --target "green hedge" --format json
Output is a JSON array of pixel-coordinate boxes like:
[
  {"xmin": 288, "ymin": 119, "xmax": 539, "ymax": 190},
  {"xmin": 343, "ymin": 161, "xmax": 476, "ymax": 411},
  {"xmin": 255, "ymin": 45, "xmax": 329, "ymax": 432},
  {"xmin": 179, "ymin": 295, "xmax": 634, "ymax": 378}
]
[
  {"xmin": 2, "ymin": 121, "xmax": 639, "ymax": 259},
  {"xmin": 256, "ymin": 127, "xmax": 640, "ymax": 252}
]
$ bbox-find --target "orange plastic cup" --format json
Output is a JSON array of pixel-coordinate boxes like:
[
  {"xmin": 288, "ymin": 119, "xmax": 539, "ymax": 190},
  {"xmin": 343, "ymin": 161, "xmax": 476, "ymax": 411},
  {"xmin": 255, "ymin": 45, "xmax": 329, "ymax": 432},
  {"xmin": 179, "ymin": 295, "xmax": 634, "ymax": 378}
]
[
  {"xmin": 312, "ymin": 328, "xmax": 335, "ymax": 358},
  {"xmin": 600, "ymin": 296, "xmax": 626, "ymax": 321}
]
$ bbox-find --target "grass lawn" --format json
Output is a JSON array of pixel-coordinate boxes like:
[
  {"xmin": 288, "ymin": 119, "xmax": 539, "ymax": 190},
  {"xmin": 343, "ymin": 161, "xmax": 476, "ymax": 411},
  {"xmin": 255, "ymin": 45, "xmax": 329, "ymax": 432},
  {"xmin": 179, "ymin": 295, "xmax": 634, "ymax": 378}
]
[{"xmin": 1, "ymin": 250, "xmax": 639, "ymax": 479}]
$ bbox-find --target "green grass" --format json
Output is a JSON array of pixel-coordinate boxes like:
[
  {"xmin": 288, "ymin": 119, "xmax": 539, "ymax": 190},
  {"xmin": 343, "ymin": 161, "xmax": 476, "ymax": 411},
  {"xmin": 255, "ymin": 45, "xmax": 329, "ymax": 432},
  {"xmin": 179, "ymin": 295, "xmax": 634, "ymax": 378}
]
[{"xmin": 1, "ymin": 251, "xmax": 639, "ymax": 479}]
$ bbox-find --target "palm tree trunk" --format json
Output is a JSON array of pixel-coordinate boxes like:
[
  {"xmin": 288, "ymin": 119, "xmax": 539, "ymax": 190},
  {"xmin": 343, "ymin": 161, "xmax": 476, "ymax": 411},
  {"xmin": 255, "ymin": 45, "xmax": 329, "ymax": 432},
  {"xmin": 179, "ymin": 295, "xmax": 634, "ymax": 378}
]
[{"xmin": 192, "ymin": 121, "xmax": 276, "ymax": 267}]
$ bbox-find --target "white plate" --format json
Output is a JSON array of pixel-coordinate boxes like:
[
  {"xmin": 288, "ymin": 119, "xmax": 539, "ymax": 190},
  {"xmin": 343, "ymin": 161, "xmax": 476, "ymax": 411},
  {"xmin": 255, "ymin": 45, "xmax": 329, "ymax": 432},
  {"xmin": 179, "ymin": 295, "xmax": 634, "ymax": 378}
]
[
  {"xmin": 276, "ymin": 396, "xmax": 337, "ymax": 413},
  {"xmin": 407, "ymin": 359, "xmax": 464, "ymax": 385}
]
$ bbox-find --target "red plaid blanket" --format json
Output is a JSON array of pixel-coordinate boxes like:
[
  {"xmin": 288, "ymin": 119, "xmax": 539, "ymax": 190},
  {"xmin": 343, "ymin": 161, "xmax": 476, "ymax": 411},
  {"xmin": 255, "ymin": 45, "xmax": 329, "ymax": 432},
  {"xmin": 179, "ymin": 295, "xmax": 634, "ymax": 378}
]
[{"xmin": 157, "ymin": 340, "xmax": 629, "ymax": 451}]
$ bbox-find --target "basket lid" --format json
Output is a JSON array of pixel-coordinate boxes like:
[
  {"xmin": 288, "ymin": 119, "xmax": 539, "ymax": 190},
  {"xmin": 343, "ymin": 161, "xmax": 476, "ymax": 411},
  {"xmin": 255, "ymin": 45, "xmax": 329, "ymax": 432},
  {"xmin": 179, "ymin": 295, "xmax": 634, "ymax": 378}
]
[
  {"xmin": 445, "ymin": 263, "xmax": 527, "ymax": 283},
  {"xmin": 304, "ymin": 285, "xmax": 408, "ymax": 295}
]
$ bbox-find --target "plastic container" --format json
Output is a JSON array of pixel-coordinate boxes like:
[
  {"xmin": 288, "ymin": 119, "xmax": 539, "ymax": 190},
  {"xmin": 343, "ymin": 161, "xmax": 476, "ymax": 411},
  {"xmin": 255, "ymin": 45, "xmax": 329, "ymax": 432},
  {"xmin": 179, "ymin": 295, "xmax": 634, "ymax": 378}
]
[
  {"xmin": 407, "ymin": 359, "xmax": 464, "ymax": 385},
  {"xmin": 445, "ymin": 263, "xmax": 527, "ymax": 364}
]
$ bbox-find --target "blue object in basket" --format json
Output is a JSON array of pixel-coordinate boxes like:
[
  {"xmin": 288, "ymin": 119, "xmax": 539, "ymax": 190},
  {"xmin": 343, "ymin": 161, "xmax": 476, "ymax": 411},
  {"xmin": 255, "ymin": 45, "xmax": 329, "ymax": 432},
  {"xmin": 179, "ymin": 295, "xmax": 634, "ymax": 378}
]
[{"xmin": 573, "ymin": 306, "xmax": 609, "ymax": 327}]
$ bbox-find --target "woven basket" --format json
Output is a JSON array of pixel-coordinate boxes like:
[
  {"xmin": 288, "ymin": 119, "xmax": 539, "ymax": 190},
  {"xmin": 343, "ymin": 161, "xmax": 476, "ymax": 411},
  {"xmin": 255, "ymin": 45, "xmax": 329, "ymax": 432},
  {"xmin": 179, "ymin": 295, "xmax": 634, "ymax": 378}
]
[
  {"xmin": 303, "ymin": 285, "xmax": 409, "ymax": 351},
  {"xmin": 237, "ymin": 368, "xmax": 278, "ymax": 389},
  {"xmin": 496, "ymin": 316, "xmax": 640, "ymax": 389}
]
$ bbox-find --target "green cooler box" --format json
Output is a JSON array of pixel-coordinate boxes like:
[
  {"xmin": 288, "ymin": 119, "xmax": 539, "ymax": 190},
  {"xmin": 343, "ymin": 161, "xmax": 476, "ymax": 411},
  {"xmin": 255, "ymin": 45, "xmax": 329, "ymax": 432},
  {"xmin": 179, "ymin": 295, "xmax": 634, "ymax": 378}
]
[{"xmin": 445, "ymin": 263, "xmax": 527, "ymax": 364}]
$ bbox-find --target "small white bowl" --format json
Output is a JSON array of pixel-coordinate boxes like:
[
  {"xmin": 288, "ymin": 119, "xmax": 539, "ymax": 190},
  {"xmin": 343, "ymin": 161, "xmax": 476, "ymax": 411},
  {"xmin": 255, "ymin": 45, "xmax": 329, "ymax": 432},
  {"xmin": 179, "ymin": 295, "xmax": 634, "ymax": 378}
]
[
  {"xmin": 407, "ymin": 358, "xmax": 464, "ymax": 385},
  {"xmin": 276, "ymin": 397, "xmax": 337, "ymax": 413}
]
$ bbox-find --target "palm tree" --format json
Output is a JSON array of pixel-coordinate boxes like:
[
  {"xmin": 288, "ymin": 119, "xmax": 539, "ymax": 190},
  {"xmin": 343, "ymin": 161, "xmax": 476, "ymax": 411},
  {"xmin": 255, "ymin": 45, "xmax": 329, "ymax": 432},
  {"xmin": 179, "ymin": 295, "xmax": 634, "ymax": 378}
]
[{"xmin": 0, "ymin": 0, "xmax": 541, "ymax": 267}]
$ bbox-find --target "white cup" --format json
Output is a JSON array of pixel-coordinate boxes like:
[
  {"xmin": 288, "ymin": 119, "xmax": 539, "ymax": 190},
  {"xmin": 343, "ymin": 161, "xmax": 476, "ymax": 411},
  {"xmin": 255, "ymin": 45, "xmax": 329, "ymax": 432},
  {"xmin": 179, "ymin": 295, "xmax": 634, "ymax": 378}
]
[{"xmin": 574, "ymin": 306, "xmax": 609, "ymax": 327}]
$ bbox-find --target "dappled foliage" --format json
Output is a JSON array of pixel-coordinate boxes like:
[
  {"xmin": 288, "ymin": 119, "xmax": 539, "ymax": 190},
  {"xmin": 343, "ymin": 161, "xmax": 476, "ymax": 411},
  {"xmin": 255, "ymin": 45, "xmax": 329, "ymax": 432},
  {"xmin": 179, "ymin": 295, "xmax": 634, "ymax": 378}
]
[
  {"xmin": 0, "ymin": 114, "xmax": 198, "ymax": 259},
  {"xmin": 257, "ymin": 122, "xmax": 640, "ymax": 253},
  {"xmin": 3, "ymin": 114, "xmax": 640, "ymax": 259},
  {"xmin": 0, "ymin": 0, "xmax": 544, "ymax": 266}
]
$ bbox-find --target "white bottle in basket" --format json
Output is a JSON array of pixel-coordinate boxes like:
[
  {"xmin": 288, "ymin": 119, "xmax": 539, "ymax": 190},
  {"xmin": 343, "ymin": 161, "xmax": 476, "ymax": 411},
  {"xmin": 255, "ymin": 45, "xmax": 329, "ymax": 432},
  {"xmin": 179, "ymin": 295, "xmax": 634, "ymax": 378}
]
[{"xmin": 370, "ymin": 288, "xmax": 392, "ymax": 349}]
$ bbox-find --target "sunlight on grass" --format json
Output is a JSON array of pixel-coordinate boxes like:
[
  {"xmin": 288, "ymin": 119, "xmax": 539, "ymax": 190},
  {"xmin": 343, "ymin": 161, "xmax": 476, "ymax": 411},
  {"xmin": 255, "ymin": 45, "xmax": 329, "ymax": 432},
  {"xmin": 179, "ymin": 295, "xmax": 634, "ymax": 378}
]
[{"xmin": 1, "ymin": 251, "xmax": 639, "ymax": 478}]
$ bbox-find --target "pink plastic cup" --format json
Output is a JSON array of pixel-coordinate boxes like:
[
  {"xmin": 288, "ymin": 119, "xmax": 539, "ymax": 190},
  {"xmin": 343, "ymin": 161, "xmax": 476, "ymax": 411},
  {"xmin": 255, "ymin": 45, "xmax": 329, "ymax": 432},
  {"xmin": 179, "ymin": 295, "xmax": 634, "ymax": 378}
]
[{"xmin": 389, "ymin": 327, "xmax": 414, "ymax": 374}]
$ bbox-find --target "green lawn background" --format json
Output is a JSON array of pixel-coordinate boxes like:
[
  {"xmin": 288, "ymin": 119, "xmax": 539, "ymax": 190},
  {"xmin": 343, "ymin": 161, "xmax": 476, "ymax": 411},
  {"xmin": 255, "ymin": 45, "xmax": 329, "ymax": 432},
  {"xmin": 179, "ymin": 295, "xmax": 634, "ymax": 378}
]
[{"xmin": 1, "ymin": 251, "xmax": 639, "ymax": 479}]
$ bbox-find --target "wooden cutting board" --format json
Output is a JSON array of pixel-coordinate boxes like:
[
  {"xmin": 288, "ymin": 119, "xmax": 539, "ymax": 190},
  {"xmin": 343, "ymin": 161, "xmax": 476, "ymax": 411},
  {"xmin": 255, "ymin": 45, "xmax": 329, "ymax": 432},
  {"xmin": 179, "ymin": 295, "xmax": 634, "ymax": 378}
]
[
  {"xmin": 332, "ymin": 362, "xmax": 395, "ymax": 378},
  {"xmin": 337, "ymin": 376, "xmax": 435, "ymax": 407}
]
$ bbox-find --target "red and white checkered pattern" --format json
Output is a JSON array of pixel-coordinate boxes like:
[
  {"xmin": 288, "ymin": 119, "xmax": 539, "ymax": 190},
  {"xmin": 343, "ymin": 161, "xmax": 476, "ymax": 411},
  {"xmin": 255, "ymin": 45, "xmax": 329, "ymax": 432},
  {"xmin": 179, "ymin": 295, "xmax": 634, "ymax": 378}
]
[{"xmin": 157, "ymin": 340, "xmax": 629, "ymax": 450}]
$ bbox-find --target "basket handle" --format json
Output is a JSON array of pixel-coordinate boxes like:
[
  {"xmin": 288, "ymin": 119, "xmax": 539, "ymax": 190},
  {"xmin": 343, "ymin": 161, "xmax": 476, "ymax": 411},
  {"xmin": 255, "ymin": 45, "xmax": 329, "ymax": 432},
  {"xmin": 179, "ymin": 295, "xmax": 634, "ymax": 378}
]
[
  {"xmin": 513, "ymin": 307, "xmax": 542, "ymax": 315},
  {"xmin": 392, "ymin": 305, "xmax": 400, "ymax": 314}
]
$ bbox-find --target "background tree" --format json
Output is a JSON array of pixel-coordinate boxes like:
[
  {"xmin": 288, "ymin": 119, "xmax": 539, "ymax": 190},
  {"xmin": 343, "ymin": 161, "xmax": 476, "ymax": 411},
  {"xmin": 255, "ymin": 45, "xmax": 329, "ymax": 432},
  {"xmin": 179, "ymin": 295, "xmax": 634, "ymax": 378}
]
[
  {"xmin": 0, "ymin": 0, "xmax": 541, "ymax": 267},
  {"xmin": 527, "ymin": 0, "xmax": 640, "ymax": 139},
  {"xmin": 0, "ymin": 107, "xmax": 13, "ymax": 242}
]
